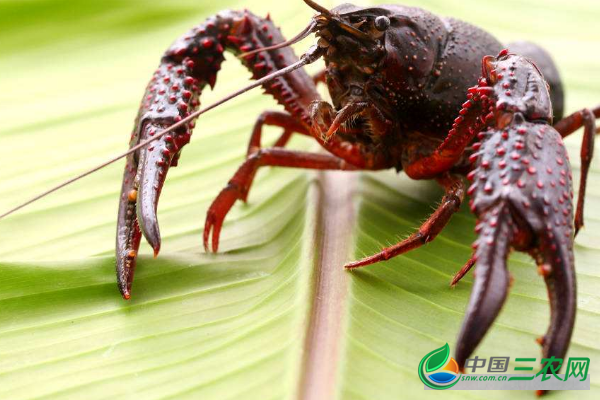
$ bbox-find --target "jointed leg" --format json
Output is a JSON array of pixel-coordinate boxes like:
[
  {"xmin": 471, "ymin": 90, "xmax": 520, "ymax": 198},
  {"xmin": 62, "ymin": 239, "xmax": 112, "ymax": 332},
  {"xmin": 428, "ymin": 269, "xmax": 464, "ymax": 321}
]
[
  {"xmin": 247, "ymin": 110, "xmax": 310, "ymax": 156},
  {"xmin": 450, "ymin": 255, "xmax": 476, "ymax": 286},
  {"xmin": 206, "ymin": 100, "xmax": 393, "ymax": 254},
  {"xmin": 240, "ymin": 110, "xmax": 309, "ymax": 202},
  {"xmin": 345, "ymin": 173, "xmax": 465, "ymax": 269},
  {"xmin": 204, "ymin": 148, "xmax": 356, "ymax": 252},
  {"xmin": 554, "ymin": 106, "xmax": 599, "ymax": 234}
]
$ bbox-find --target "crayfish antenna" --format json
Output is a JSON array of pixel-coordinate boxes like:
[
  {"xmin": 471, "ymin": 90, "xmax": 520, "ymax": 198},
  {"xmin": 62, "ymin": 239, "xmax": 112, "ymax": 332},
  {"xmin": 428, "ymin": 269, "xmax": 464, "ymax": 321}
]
[
  {"xmin": 303, "ymin": 0, "xmax": 332, "ymax": 16},
  {"xmin": 238, "ymin": 0, "xmax": 340, "ymax": 59},
  {"xmin": 238, "ymin": 20, "xmax": 317, "ymax": 59}
]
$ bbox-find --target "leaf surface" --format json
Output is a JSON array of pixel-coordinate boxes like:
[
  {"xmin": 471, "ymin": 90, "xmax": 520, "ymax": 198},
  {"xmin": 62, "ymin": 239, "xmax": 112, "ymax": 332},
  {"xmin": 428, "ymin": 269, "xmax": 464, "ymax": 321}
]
[{"xmin": 0, "ymin": 1, "xmax": 598, "ymax": 399}]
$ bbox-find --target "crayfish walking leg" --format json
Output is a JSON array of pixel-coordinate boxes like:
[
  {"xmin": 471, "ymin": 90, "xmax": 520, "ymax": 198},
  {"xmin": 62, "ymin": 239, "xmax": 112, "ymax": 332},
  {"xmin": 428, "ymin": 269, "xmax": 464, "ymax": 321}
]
[
  {"xmin": 554, "ymin": 106, "xmax": 599, "ymax": 233},
  {"xmin": 344, "ymin": 173, "xmax": 465, "ymax": 270},
  {"xmin": 204, "ymin": 149, "xmax": 357, "ymax": 253}
]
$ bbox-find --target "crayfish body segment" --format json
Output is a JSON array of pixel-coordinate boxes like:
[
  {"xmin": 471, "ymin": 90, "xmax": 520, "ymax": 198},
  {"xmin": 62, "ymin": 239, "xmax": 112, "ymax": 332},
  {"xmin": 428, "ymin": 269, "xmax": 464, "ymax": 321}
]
[{"xmin": 117, "ymin": 0, "xmax": 598, "ymax": 382}]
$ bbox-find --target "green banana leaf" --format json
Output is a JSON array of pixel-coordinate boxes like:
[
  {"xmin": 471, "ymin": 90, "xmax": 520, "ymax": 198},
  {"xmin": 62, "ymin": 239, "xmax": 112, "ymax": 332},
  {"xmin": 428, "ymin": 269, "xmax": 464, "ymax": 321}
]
[{"xmin": 0, "ymin": 0, "xmax": 598, "ymax": 399}]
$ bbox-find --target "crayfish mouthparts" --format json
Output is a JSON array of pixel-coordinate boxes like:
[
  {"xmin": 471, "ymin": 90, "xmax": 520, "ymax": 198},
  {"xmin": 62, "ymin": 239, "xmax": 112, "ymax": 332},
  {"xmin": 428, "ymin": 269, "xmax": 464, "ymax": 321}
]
[{"xmin": 325, "ymin": 101, "xmax": 369, "ymax": 139}]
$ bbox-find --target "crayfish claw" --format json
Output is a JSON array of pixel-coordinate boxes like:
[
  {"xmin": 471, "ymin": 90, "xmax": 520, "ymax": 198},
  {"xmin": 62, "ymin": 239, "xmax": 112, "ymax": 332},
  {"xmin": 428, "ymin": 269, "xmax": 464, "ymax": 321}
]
[
  {"xmin": 136, "ymin": 125, "xmax": 169, "ymax": 258},
  {"xmin": 537, "ymin": 234, "xmax": 576, "ymax": 369},
  {"xmin": 462, "ymin": 109, "xmax": 576, "ymax": 375},
  {"xmin": 115, "ymin": 8, "xmax": 325, "ymax": 297},
  {"xmin": 455, "ymin": 204, "xmax": 513, "ymax": 369},
  {"xmin": 116, "ymin": 117, "xmax": 191, "ymax": 297},
  {"xmin": 116, "ymin": 149, "xmax": 143, "ymax": 300}
]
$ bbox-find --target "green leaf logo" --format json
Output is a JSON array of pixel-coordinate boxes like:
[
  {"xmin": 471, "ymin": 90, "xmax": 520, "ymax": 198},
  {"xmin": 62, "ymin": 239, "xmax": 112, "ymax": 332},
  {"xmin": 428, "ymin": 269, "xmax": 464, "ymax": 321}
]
[
  {"xmin": 425, "ymin": 343, "xmax": 449, "ymax": 373},
  {"xmin": 418, "ymin": 343, "xmax": 459, "ymax": 390}
]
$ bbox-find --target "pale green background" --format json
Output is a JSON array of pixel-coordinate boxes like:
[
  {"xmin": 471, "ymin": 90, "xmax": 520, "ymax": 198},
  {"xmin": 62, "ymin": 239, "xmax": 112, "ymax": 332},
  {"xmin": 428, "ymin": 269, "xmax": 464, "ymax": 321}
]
[{"xmin": 0, "ymin": 1, "xmax": 598, "ymax": 399}]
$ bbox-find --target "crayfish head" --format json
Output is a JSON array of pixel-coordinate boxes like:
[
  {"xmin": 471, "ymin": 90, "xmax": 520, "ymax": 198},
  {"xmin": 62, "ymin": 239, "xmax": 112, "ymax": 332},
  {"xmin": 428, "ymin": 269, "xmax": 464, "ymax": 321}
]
[
  {"xmin": 308, "ymin": 2, "xmax": 388, "ymax": 76},
  {"xmin": 303, "ymin": 2, "xmax": 396, "ymax": 141}
]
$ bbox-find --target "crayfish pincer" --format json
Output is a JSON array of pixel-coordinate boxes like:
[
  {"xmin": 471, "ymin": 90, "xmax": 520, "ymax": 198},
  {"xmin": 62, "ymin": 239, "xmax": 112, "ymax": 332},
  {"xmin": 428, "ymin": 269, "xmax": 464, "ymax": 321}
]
[
  {"xmin": 455, "ymin": 52, "xmax": 579, "ymax": 373},
  {"xmin": 106, "ymin": 0, "xmax": 598, "ymax": 383}
]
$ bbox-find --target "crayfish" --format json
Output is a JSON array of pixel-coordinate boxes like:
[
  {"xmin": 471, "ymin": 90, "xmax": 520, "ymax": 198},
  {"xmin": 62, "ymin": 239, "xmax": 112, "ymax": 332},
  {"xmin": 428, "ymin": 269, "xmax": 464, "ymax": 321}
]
[
  {"xmin": 115, "ymin": 0, "xmax": 600, "ymax": 378},
  {"xmin": 3, "ymin": 0, "xmax": 597, "ymax": 382}
]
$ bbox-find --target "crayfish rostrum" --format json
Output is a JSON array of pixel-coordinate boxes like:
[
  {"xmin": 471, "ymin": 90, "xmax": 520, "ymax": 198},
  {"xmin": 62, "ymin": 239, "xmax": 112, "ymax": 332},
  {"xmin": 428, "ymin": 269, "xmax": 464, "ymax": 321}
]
[{"xmin": 111, "ymin": 0, "xmax": 598, "ymax": 377}]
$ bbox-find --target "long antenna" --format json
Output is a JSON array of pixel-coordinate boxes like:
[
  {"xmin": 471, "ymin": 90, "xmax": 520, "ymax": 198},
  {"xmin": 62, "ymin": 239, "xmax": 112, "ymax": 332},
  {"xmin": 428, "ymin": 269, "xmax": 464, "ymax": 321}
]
[
  {"xmin": 303, "ymin": 0, "xmax": 332, "ymax": 16},
  {"xmin": 238, "ymin": 20, "xmax": 317, "ymax": 59},
  {"xmin": 238, "ymin": 1, "xmax": 336, "ymax": 59},
  {"xmin": 0, "ymin": 47, "xmax": 323, "ymax": 221}
]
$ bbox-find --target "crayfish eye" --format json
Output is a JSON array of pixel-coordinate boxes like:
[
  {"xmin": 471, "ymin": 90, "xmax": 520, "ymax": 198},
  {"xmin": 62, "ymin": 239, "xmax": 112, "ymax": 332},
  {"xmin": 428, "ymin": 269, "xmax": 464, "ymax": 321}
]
[{"xmin": 374, "ymin": 16, "xmax": 390, "ymax": 31}]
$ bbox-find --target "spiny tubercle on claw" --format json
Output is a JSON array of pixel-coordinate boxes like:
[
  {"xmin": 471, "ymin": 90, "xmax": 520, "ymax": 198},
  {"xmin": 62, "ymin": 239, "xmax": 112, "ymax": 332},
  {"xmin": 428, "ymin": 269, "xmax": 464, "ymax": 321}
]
[
  {"xmin": 127, "ymin": 189, "xmax": 138, "ymax": 202},
  {"xmin": 537, "ymin": 263, "xmax": 552, "ymax": 277}
]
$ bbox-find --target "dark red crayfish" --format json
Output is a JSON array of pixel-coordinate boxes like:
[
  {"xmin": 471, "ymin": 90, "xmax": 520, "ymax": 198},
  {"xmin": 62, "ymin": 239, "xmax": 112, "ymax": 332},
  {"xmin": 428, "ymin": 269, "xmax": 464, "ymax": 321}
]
[{"xmin": 115, "ymin": 0, "xmax": 599, "ymax": 376}]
